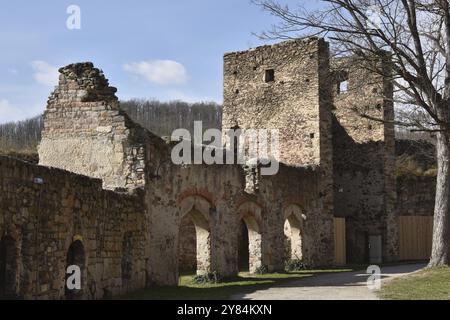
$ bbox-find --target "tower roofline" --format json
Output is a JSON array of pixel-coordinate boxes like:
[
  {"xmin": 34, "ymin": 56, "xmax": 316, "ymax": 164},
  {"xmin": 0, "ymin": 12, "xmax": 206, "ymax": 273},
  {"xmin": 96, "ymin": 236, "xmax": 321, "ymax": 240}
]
[{"xmin": 223, "ymin": 36, "xmax": 325, "ymax": 57}]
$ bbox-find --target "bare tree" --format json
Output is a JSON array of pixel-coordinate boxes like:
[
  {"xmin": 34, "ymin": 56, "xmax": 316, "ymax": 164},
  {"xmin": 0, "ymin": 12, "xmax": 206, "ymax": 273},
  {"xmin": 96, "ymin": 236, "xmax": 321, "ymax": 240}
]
[
  {"xmin": 120, "ymin": 99, "xmax": 222, "ymax": 137},
  {"xmin": 0, "ymin": 116, "xmax": 43, "ymax": 153},
  {"xmin": 253, "ymin": 0, "xmax": 450, "ymax": 266},
  {"xmin": 0, "ymin": 100, "xmax": 222, "ymax": 153}
]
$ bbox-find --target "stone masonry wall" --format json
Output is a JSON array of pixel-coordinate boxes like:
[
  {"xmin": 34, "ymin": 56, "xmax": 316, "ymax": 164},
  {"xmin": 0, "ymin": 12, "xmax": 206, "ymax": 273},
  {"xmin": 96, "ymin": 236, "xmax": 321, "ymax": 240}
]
[
  {"xmin": 147, "ymin": 155, "xmax": 333, "ymax": 285},
  {"xmin": 332, "ymin": 56, "xmax": 398, "ymax": 263},
  {"xmin": 0, "ymin": 156, "xmax": 146, "ymax": 299},
  {"xmin": 38, "ymin": 63, "xmax": 150, "ymax": 190},
  {"xmin": 32, "ymin": 61, "xmax": 334, "ymax": 292},
  {"xmin": 178, "ymin": 216, "xmax": 197, "ymax": 272},
  {"xmin": 222, "ymin": 38, "xmax": 332, "ymax": 169},
  {"xmin": 397, "ymin": 176, "xmax": 436, "ymax": 216},
  {"xmin": 221, "ymin": 38, "xmax": 334, "ymax": 271}
]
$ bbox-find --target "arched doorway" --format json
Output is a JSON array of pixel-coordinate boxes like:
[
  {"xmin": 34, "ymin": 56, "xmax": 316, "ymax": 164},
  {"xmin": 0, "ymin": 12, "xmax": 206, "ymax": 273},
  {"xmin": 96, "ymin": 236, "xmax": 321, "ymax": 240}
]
[
  {"xmin": 237, "ymin": 215, "xmax": 262, "ymax": 274},
  {"xmin": 65, "ymin": 240, "xmax": 85, "ymax": 300},
  {"xmin": 178, "ymin": 209, "xmax": 211, "ymax": 276},
  {"xmin": 284, "ymin": 214, "xmax": 302, "ymax": 261},
  {"xmin": 237, "ymin": 220, "xmax": 250, "ymax": 272},
  {"xmin": 0, "ymin": 236, "xmax": 18, "ymax": 299}
]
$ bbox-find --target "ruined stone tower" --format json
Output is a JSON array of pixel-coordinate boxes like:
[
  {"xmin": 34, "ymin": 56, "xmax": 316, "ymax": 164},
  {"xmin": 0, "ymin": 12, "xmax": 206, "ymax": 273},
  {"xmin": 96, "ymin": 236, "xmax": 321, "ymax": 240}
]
[
  {"xmin": 38, "ymin": 62, "xmax": 148, "ymax": 190},
  {"xmin": 331, "ymin": 56, "xmax": 398, "ymax": 263},
  {"xmin": 222, "ymin": 39, "xmax": 398, "ymax": 265},
  {"xmin": 222, "ymin": 38, "xmax": 333, "ymax": 170},
  {"xmin": 222, "ymin": 38, "xmax": 335, "ymax": 264}
]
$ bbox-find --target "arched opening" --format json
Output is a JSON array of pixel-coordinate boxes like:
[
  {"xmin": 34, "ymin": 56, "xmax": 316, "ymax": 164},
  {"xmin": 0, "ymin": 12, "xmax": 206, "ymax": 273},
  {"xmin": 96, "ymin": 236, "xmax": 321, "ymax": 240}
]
[
  {"xmin": 237, "ymin": 220, "xmax": 249, "ymax": 272},
  {"xmin": 284, "ymin": 214, "xmax": 302, "ymax": 261},
  {"xmin": 237, "ymin": 215, "xmax": 262, "ymax": 274},
  {"xmin": 65, "ymin": 240, "xmax": 85, "ymax": 300},
  {"xmin": 0, "ymin": 236, "xmax": 18, "ymax": 299},
  {"xmin": 178, "ymin": 209, "xmax": 211, "ymax": 276}
]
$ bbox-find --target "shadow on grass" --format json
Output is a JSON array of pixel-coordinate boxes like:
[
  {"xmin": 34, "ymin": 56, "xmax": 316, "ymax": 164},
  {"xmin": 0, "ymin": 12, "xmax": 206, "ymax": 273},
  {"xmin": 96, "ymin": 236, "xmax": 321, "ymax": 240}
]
[{"xmin": 119, "ymin": 267, "xmax": 356, "ymax": 300}]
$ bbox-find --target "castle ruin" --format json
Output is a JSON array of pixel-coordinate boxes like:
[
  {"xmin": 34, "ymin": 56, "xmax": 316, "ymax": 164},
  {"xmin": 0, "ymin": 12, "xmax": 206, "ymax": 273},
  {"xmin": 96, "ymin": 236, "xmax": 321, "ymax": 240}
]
[{"xmin": 0, "ymin": 38, "xmax": 400, "ymax": 299}]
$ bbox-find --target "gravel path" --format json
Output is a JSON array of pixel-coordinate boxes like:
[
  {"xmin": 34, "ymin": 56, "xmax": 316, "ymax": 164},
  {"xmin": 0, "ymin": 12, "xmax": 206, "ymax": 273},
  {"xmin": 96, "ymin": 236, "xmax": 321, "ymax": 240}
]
[{"xmin": 231, "ymin": 263, "xmax": 425, "ymax": 300}]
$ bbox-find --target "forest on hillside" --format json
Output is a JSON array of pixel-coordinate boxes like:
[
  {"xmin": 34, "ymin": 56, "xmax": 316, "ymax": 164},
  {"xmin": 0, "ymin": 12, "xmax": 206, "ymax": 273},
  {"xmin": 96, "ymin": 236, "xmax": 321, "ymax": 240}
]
[
  {"xmin": 120, "ymin": 99, "xmax": 222, "ymax": 137},
  {"xmin": 0, "ymin": 115, "xmax": 43, "ymax": 154},
  {"xmin": 0, "ymin": 99, "xmax": 222, "ymax": 154}
]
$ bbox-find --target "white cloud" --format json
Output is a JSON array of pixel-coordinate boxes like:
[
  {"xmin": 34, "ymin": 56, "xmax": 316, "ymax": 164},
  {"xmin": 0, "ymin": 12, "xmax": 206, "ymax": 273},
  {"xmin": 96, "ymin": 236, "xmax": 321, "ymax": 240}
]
[
  {"xmin": 31, "ymin": 60, "xmax": 59, "ymax": 86},
  {"xmin": 123, "ymin": 60, "xmax": 187, "ymax": 85},
  {"xmin": 0, "ymin": 99, "xmax": 43, "ymax": 124}
]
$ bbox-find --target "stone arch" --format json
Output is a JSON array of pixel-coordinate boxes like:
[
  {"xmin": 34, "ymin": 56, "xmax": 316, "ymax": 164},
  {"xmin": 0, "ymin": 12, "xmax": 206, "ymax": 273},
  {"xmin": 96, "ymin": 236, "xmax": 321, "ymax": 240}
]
[
  {"xmin": 178, "ymin": 196, "xmax": 212, "ymax": 276},
  {"xmin": 237, "ymin": 202, "xmax": 263, "ymax": 273},
  {"xmin": 65, "ymin": 240, "xmax": 86, "ymax": 300},
  {"xmin": 283, "ymin": 204, "xmax": 306, "ymax": 261},
  {"xmin": 179, "ymin": 195, "xmax": 213, "ymax": 220},
  {"xmin": 0, "ymin": 236, "xmax": 19, "ymax": 299}
]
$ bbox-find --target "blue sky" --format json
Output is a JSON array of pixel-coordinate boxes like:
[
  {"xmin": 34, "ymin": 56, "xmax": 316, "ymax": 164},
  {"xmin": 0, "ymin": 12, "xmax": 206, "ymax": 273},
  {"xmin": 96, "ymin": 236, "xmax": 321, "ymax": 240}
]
[{"xmin": 0, "ymin": 0, "xmax": 314, "ymax": 123}]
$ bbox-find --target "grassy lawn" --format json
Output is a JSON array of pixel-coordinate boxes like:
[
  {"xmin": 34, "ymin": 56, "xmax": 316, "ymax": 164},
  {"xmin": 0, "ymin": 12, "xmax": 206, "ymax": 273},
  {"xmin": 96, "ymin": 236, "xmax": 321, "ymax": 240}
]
[
  {"xmin": 380, "ymin": 266, "xmax": 450, "ymax": 300},
  {"xmin": 120, "ymin": 268, "xmax": 354, "ymax": 300}
]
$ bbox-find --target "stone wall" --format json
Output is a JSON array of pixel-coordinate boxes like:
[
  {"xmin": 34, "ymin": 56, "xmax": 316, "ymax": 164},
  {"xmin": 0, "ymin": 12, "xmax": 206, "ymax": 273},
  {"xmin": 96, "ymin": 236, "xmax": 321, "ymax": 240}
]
[
  {"xmin": 221, "ymin": 39, "xmax": 334, "ymax": 273},
  {"xmin": 0, "ymin": 156, "xmax": 146, "ymax": 299},
  {"xmin": 146, "ymin": 152, "xmax": 333, "ymax": 285},
  {"xmin": 222, "ymin": 38, "xmax": 333, "ymax": 169},
  {"xmin": 397, "ymin": 176, "xmax": 435, "ymax": 216},
  {"xmin": 32, "ymin": 56, "xmax": 335, "ymax": 290},
  {"xmin": 38, "ymin": 63, "xmax": 152, "ymax": 190},
  {"xmin": 178, "ymin": 216, "xmax": 197, "ymax": 273},
  {"xmin": 332, "ymin": 56, "xmax": 398, "ymax": 263}
]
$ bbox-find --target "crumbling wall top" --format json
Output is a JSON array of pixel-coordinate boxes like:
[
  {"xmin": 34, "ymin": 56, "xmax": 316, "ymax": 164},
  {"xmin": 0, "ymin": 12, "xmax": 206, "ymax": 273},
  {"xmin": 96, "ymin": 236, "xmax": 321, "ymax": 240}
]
[
  {"xmin": 48, "ymin": 62, "xmax": 118, "ymax": 106},
  {"xmin": 223, "ymin": 37, "xmax": 323, "ymax": 57}
]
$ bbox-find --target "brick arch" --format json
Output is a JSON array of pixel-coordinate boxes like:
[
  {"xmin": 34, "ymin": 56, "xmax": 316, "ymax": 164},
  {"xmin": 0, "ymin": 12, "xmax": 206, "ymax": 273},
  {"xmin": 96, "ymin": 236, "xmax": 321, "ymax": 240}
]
[
  {"xmin": 283, "ymin": 203, "xmax": 306, "ymax": 222},
  {"xmin": 178, "ymin": 189, "xmax": 215, "ymax": 206},
  {"xmin": 179, "ymin": 195, "xmax": 214, "ymax": 222},
  {"xmin": 237, "ymin": 201, "xmax": 263, "ymax": 230},
  {"xmin": 178, "ymin": 195, "xmax": 213, "ymax": 276}
]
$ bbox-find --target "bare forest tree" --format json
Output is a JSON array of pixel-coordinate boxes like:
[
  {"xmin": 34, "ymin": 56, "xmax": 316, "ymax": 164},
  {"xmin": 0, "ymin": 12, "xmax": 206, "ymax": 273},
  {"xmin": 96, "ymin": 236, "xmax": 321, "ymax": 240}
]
[
  {"xmin": 120, "ymin": 99, "xmax": 222, "ymax": 137},
  {"xmin": 0, "ymin": 116, "xmax": 43, "ymax": 153},
  {"xmin": 0, "ymin": 100, "xmax": 222, "ymax": 152},
  {"xmin": 253, "ymin": 0, "xmax": 450, "ymax": 266}
]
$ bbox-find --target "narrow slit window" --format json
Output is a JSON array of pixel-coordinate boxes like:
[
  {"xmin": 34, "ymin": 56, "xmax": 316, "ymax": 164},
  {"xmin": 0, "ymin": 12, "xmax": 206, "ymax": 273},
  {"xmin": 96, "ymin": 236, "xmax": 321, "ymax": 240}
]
[
  {"xmin": 336, "ymin": 71, "xmax": 349, "ymax": 95},
  {"xmin": 264, "ymin": 69, "xmax": 275, "ymax": 83},
  {"xmin": 338, "ymin": 80, "xmax": 349, "ymax": 94}
]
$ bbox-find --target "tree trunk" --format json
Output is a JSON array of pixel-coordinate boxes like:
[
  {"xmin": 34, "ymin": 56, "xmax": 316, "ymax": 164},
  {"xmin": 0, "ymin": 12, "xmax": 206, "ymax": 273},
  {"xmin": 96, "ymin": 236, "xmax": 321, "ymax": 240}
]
[{"xmin": 429, "ymin": 131, "xmax": 450, "ymax": 267}]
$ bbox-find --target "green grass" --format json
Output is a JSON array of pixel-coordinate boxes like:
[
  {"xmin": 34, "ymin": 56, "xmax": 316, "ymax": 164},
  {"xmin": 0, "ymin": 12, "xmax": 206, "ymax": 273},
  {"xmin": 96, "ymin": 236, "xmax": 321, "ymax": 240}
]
[
  {"xmin": 120, "ymin": 268, "xmax": 354, "ymax": 300},
  {"xmin": 380, "ymin": 267, "xmax": 450, "ymax": 300}
]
